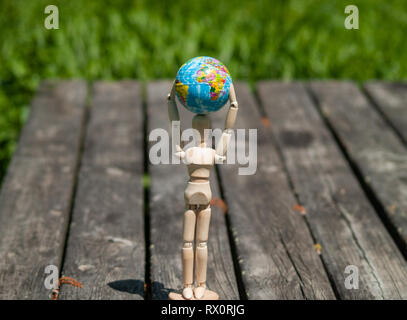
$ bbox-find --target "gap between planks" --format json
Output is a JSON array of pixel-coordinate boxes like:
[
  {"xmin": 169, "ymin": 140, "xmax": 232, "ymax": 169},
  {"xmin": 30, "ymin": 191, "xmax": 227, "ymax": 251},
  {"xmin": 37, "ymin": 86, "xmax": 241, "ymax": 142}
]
[
  {"xmin": 308, "ymin": 81, "xmax": 407, "ymax": 258},
  {"xmin": 257, "ymin": 81, "xmax": 407, "ymax": 299},
  {"xmin": 58, "ymin": 81, "xmax": 145, "ymax": 300},
  {"xmin": 0, "ymin": 81, "xmax": 88, "ymax": 299},
  {"xmin": 212, "ymin": 82, "xmax": 336, "ymax": 300}
]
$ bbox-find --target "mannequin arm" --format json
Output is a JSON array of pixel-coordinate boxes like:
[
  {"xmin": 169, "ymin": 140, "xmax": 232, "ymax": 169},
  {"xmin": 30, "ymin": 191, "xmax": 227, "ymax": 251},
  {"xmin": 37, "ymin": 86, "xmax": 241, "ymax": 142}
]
[
  {"xmin": 215, "ymin": 83, "xmax": 238, "ymax": 160},
  {"xmin": 168, "ymin": 81, "xmax": 180, "ymax": 125},
  {"xmin": 168, "ymin": 82, "xmax": 185, "ymax": 159}
]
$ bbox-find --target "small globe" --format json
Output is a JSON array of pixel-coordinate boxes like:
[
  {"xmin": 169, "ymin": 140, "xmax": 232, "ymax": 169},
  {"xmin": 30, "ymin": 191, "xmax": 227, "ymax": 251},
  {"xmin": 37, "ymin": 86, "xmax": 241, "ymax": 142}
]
[{"xmin": 175, "ymin": 56, "xmax": 232, "ymax": 114}]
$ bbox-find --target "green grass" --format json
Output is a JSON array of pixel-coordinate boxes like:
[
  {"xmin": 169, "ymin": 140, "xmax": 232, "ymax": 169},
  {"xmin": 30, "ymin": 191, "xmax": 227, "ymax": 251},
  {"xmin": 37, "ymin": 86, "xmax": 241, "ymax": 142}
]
[{"xmin": 0, "ymin": 0, "xmax": 406, "ymax": 180}]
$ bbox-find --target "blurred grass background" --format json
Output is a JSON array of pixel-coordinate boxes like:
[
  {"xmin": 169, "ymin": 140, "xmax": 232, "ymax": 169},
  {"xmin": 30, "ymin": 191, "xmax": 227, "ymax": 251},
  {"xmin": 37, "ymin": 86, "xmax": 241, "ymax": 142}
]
[{"xmin": 0, "ymin": 0, "xmax": 406, "ymax": 181}]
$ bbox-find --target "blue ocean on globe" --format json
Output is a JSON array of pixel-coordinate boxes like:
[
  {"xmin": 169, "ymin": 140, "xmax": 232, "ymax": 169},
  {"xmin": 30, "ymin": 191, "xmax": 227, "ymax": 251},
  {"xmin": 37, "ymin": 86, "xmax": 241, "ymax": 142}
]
[{"xmin": 175, "ymin": 56, "xmax": 232, "ymax": 114}]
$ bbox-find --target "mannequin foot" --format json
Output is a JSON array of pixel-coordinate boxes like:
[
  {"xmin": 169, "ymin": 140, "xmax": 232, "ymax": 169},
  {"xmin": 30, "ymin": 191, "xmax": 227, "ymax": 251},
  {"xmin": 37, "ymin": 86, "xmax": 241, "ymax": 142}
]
[
  {"xmin": 182, "ymin": 286, "xmax": 193, "ymax": 300},
  {"xmin": 169, "ymin": 288, "xmax": 219, "ymax": 300},
  {"xmin": 194, "ymin": 284, "xmax": 206, "ymax": 299}
]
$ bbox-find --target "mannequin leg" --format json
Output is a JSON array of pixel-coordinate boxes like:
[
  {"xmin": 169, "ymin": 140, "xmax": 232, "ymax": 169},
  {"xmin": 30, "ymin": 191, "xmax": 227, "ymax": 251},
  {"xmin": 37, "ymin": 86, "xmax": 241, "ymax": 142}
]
[
  {"xmin": 194, "ymin": 205, "xmax": 211, "ymax": 299},
  {"xmin": 182, "ymin": 205, "xmax": 196, "ymax": 299}
]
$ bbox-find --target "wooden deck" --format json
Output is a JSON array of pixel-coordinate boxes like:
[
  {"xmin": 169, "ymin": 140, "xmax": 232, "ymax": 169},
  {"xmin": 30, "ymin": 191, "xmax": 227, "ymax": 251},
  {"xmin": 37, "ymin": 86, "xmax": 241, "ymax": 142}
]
[{"xmin": 0, "ymin": 80, "xmax": 406, "ymax": 300}]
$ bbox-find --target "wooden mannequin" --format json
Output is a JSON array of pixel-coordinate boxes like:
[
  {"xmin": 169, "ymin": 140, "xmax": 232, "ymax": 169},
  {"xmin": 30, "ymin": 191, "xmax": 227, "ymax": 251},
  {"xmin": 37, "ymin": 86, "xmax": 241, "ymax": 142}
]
[{"xmin": 167, "ymin": 82, "xmax": 238, "ymax": 300}]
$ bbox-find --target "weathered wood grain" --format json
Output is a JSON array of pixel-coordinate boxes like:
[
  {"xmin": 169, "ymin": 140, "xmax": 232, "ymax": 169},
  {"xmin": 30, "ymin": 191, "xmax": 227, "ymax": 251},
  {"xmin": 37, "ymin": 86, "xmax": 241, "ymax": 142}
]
[
  {"xmin": 364, "ymin": 82, "xmax": 407, "ymax": 143},
  {"xmin": 0, "ymin": 81, "xmax": 87, "ymax": 299},
  {"xmin": 309, "ymin": 81, "xmax": 407, "ymax": 256},
  {"xmin": 258, "ymin": 81, "xmax": 407, "ymax": 299},
  {"xmin": 212, "ymin": 82, "xmax": 335, "ymax": 300},
  {"xmin": 147, "ymin": 81, "xmax": 239, "ymax": 300},
  {"xmin": 59, "ymin": 81, "xmax": 145, "ymax": 300}
]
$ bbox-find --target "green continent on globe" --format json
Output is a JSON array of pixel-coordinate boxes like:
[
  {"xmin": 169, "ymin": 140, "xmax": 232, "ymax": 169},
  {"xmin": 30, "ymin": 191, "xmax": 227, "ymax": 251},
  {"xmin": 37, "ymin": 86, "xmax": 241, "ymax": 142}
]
[{"xmin": 196, "ymin": 65, "xmax": 227, "ymax": 101}]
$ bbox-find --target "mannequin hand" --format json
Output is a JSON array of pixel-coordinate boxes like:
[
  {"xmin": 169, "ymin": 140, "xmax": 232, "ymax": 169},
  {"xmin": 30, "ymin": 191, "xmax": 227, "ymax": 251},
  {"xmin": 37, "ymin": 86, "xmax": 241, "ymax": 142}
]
[
  {"xmin": 215, "ymin": 154, "xmax": 226, "ymax": 163},
  {"xmin": 174, "ymin": 145, "xmax": 185, "ymax": 159}
]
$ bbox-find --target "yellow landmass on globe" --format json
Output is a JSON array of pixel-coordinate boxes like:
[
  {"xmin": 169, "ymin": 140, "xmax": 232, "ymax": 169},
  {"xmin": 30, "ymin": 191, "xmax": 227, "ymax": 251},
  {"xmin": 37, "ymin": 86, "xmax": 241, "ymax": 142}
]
[{"xmin": 175, "ymin": 81, "xmax": 189, "ymax": 105}]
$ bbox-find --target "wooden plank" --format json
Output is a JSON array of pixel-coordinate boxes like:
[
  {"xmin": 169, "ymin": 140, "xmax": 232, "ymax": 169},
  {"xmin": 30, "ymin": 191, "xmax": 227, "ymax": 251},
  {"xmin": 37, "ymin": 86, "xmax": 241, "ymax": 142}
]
[
  {"xmin": 258, "ymin": 81, "xmax": 407, "ymax": 299},
  {"xmin": 58, "ymin": 81, "xmax": 145, "ymax": 300},
  {"xmin": 364, "ymin": 82, "xmax": 407, "ymax": 143},
  {"xmin": 0, "ymin": 81, "xmax": 87, "ymax": 299},
  {"xmin": 211, "ymin": 82, "xmax": 335, "ymax": 299},
  {"xmin": 147, "ymin": 81, "xmax": 239, "ymax": 300},
  {"xmin": 309, "ymin": 81, "xmax": 407, "ymax": 256}
]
